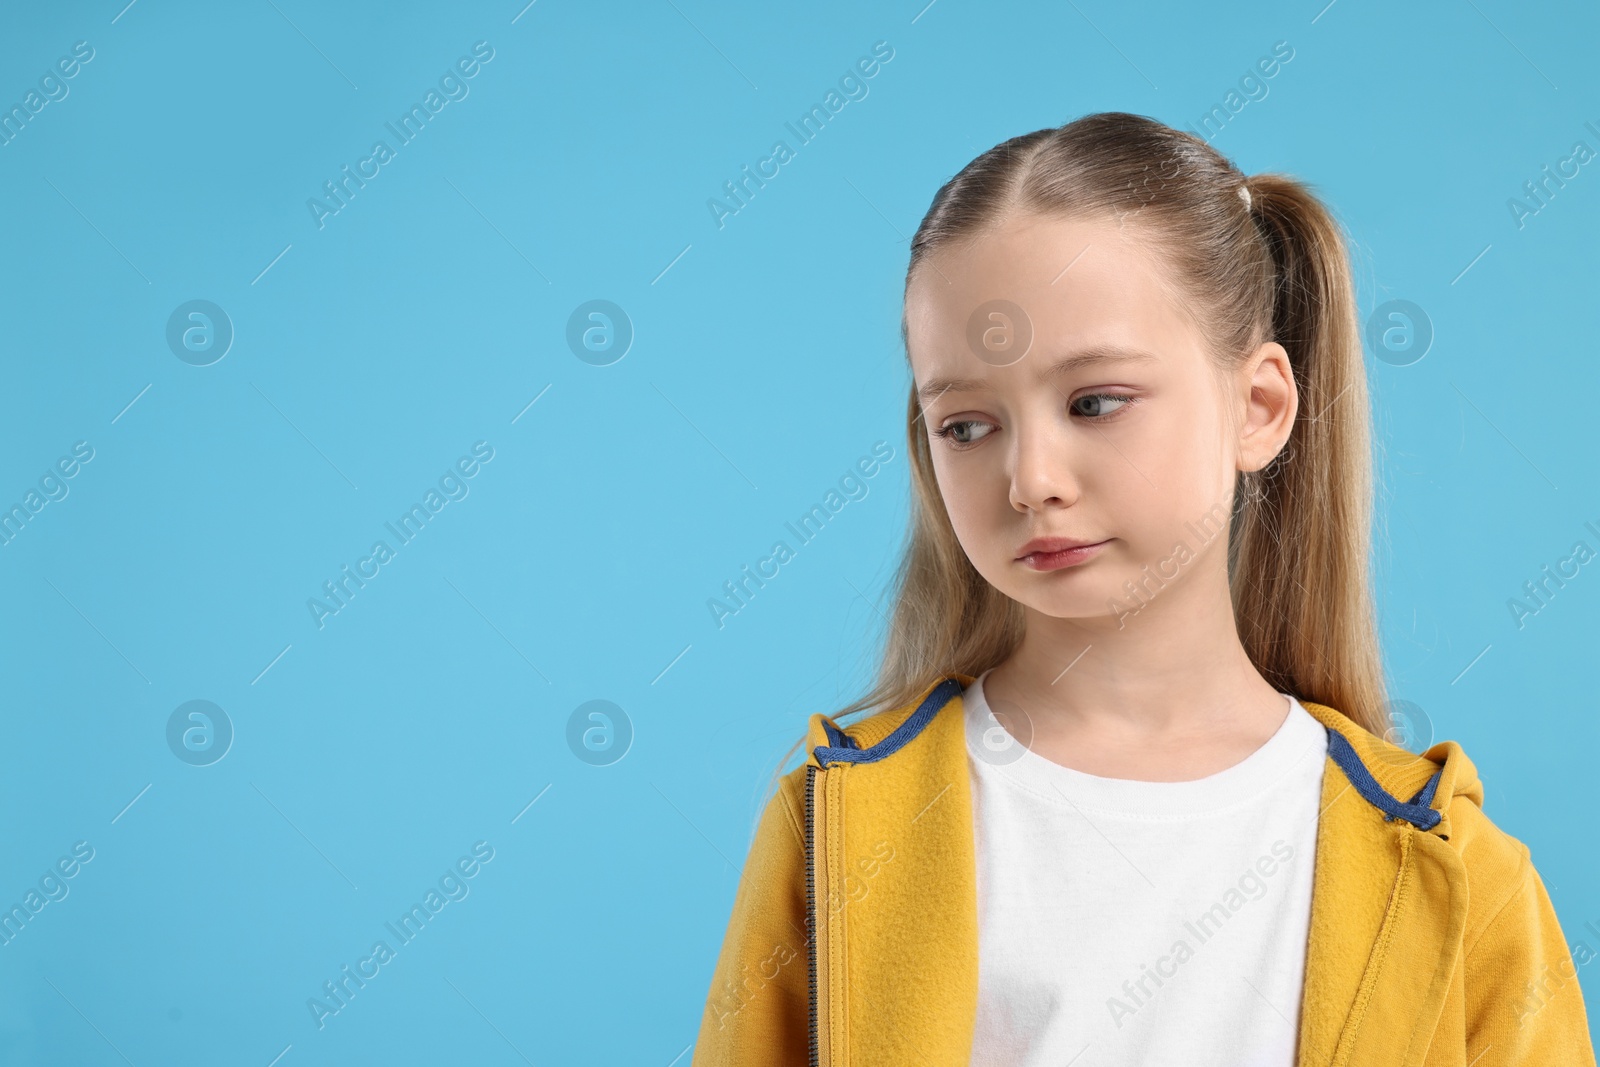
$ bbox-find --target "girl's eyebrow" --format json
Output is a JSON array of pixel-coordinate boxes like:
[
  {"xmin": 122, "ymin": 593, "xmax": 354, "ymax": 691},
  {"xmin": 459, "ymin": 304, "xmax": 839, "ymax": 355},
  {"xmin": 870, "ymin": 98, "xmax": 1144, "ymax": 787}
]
[{"xmin": 916, "ymin": 344, "xmax": 1161, "ymax": 403}]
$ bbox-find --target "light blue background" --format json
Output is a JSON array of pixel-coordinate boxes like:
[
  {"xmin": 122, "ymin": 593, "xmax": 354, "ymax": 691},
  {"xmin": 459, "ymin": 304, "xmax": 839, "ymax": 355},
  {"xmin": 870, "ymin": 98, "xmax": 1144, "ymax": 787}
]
[{"xmin": 1, "ymin": 1, "xmax": 1597, "ymax": 1063}]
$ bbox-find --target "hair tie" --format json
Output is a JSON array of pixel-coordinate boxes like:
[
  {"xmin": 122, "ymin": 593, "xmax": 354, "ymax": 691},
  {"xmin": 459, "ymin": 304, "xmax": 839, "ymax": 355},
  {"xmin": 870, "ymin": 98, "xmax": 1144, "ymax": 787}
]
[{"xmin": 1238, "ymin": 182, "xmax": 1253, "ymax": 210}]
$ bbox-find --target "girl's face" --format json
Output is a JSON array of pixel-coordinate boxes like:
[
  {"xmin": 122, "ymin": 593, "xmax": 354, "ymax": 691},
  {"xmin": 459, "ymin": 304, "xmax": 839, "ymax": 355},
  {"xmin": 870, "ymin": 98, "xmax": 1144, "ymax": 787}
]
[{"xmin": 904, "ymin": 211, "xmax": 1293, "ymax": 627}]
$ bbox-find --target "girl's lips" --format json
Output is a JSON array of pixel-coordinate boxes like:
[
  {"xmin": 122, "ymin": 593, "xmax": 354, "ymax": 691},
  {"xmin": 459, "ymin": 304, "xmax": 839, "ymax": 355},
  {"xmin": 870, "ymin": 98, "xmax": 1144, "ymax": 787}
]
[{"xmin": 1018, "ymin": 540, "xmax": 1109, "ymax": 571}]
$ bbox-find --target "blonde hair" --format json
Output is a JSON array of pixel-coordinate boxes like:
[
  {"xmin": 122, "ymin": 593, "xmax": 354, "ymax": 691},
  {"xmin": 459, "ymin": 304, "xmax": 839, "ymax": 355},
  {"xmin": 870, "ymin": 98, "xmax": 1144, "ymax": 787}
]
[{"xmin": 766, "ymin": 111, "xmax": 1388, "ymax": 793}]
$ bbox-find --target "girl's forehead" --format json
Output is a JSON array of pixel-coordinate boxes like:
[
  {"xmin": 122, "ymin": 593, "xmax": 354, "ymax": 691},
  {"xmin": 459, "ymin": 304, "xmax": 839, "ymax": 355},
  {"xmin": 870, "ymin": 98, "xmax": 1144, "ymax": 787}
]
[
  {"xmin": 920, "ymin": 212, "xmax": 1167, "ymax": 281},
  {"xmin": 905, "ymin": 219, "xmax": 1199, "ymax": 376},
  {"xmin": 910, "ymin": 217, "xmax": 1182, "ymax": 320}
]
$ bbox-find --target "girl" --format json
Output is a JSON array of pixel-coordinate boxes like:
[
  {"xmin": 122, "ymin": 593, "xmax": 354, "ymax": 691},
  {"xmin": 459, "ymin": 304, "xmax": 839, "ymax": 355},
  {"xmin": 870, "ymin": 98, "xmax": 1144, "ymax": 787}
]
[{"xmin": 691, "ymin": 112, "xmax": 1595, "ymax": 1066}]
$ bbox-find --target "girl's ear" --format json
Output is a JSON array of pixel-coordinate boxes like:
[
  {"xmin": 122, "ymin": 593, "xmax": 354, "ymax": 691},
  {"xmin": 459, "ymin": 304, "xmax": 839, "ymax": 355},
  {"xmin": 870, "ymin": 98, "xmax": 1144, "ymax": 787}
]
[{"xmin": 1235, "ymin": 341, "xmax": 1298, "ymax": 474}]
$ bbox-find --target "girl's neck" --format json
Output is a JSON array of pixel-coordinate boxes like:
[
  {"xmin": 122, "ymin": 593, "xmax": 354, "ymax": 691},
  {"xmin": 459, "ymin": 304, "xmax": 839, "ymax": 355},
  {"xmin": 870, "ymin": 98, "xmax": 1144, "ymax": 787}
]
[{"xmin": 983, "ymin": 573, "xmax": 1291, "ymax": 782}]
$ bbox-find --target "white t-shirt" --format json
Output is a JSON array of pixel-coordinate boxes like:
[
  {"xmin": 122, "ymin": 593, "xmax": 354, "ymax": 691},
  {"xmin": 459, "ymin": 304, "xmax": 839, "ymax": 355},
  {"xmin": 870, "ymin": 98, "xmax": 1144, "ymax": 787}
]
[{"xmin": 962, "ymin": 668, "xmax": 1328, "ymax": 1067}]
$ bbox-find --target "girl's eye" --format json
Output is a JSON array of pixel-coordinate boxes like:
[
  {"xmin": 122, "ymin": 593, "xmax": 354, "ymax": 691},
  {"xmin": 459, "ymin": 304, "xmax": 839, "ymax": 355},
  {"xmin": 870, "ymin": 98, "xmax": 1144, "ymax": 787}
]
[
  {"xmin": 1071, "ymin": 392, "xmax": 1134, "ymax": 419},
  {"xmin": 932, "ymin": 394, "xmax": 1135, "ymax": 449},
  {"xmin": 932, "ymin": 420, "xmax": 994, "ymax": 447}
]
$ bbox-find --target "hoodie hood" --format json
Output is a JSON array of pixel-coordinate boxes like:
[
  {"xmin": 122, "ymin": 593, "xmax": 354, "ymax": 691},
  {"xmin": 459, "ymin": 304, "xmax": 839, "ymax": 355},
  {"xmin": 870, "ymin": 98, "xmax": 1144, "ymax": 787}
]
[{"xmin": 806, "ymin": 672, "xmax": 1480, "ymax": 834}]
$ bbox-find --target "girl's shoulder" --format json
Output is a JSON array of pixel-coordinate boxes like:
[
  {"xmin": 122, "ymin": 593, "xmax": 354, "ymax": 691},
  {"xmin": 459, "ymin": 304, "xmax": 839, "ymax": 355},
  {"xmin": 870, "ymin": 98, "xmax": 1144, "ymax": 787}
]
[
  {"xmin": 762, "ymin": 675, "xmax": 972, "ymax": 830},
  {"xmin": 1301, "ymin": 697, "xmax": 1540, "ymax": 934}
]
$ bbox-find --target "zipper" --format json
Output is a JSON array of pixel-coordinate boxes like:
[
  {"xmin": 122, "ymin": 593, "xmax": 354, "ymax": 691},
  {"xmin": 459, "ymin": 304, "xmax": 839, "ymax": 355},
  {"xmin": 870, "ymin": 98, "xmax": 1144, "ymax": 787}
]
[{"xmin": 804, "ymin": 762, "xmax": 820, "ymax": 1067}]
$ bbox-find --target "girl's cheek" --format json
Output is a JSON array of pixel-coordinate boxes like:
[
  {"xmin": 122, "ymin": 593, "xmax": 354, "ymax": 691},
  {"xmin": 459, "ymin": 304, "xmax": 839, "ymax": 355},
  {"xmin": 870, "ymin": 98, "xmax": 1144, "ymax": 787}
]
[{"xmin": 947, "ymin": 500, "xmax": 1002, "ymax": 564}]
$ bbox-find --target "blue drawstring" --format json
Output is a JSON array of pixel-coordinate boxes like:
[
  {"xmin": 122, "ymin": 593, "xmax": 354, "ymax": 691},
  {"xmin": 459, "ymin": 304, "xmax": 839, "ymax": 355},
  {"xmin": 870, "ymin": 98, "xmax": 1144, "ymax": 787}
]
[{"xmin": 1326, "ymin": 729, "xmax": 1443, "ymax": 831}]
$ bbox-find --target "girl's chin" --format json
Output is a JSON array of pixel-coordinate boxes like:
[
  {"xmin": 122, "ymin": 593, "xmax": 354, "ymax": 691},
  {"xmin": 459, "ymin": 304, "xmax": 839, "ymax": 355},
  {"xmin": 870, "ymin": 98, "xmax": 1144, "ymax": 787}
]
[{"xmin": 1009, "ymin": 593, "xmax": 1121, "ymax": 624}]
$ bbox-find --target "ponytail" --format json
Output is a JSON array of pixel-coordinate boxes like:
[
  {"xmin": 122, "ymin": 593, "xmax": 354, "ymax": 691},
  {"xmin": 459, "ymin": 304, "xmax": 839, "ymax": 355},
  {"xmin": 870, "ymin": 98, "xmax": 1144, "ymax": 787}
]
[{"xmin": 1230, "ymin": 175, "xmax": 1388, "ymax": 736}]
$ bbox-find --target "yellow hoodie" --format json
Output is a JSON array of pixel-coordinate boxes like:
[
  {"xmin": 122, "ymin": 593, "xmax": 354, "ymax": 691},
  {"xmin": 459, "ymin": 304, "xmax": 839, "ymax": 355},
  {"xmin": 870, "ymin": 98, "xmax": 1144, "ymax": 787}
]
[{"xmin": 692, "ymin": 674, "xmax": 1597, "ymax": 1066}]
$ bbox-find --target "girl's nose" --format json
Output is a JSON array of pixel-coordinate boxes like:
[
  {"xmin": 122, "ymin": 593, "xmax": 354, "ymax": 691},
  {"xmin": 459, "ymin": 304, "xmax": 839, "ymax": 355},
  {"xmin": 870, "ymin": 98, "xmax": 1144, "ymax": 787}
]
[{"xmin": 1009, "ymin": 424, "xmax": 1080, "ymax": 512}]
